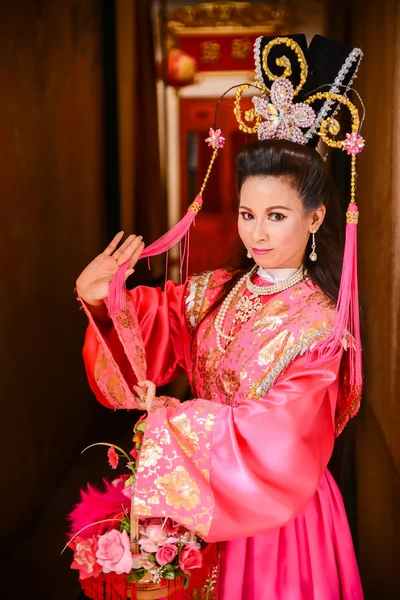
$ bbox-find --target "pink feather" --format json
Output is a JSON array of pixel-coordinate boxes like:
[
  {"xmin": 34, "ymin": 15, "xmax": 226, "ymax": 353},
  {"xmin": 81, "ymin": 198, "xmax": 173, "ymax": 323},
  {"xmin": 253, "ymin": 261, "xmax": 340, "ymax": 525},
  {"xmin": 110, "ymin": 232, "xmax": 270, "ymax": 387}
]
[{"xmin": 67, "ymin": 478, "xmax": 130, "ymax": 538}]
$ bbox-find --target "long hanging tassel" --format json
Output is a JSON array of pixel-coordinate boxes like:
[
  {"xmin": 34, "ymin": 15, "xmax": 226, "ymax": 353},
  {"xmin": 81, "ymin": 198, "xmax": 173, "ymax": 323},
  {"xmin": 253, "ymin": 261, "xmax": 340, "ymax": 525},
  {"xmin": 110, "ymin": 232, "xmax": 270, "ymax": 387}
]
[
  {"xmin": 81, "ymin": 574, "xmax": 131, "ymax": 600},
  {"xmin": 108, "ymin": 143, "xmax": 221, "ymax": 319},
  {"xmin": 107, "ymin": 196, "xmax": 203, "ymax": 318},
  {"xmin": 312, "ymin": 156, "xmax": 362, "ymax": 433}
]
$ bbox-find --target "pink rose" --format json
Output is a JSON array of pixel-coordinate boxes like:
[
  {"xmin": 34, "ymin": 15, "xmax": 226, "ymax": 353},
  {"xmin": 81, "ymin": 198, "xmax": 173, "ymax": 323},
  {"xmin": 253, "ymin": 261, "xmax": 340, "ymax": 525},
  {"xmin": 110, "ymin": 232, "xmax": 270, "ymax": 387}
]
[
  {"xmin": 139, "ymin": 523, "xmax": 168, "ymax": 553},
  {"xmin": 70, "ymin": 536, "xmax": 102, "ymax": 581},
  {"xmin": 96, "ymin": 529, "xmax": 132, "ymax": 574},
  {"xmin": 156, "ymin": 543, "xmax": 178, "ymax": 566},
  {"xmin": 179, "ymin": 546, "xmax": 202, "ymax": 574},
  {"xmin": 141, "ymin": 559, "xmax": 154, "ymax": 570}
]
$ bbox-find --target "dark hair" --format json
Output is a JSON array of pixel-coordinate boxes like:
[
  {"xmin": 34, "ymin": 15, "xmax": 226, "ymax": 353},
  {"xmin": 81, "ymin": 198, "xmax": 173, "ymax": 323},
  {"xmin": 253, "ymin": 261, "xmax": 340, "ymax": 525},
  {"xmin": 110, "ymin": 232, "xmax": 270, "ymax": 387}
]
[{"xmin": 202, "ymin": 139, "xmax": 344, "ymax": 321}]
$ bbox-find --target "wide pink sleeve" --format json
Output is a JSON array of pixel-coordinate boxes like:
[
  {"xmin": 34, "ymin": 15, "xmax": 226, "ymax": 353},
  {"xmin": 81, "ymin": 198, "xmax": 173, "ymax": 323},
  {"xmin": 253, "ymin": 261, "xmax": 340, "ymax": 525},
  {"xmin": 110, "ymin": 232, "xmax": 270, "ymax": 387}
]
[
  {"xmin": 81, "ymin": 281, "xmax": 189, "ymax": 409},
  {"xmin": 133, "ymin": 353, "xmax": 340, "ymax": 542}
]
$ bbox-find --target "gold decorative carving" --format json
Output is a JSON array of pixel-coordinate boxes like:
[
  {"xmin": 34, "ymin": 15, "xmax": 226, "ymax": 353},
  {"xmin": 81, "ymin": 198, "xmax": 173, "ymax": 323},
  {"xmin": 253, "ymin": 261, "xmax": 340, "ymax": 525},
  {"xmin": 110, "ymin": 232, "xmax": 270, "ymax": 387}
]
[
  {"xmin": 167, "ymin": 1, "xmax": 290, "ymax": 43},
  {"xmin": 200, "ymin": 41, "xmax": 221, "ymax": 63},
  {"xmin": 231, "ymin": 37, "xmax": 252, "ymax": 61}
]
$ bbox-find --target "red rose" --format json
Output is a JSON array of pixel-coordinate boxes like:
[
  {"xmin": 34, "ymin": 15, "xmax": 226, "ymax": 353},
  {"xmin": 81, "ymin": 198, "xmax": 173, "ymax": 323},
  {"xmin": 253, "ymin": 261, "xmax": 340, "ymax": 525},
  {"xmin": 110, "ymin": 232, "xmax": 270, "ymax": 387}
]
[
  {"xmin": 164, "ymin": 518, "xmax": 181, "ymax": 536},
  {"xmin": 179, "ymin": 546, "xmax": 202, "ymax": 574},
  {"xmin": 70, "ymin": 536, "xmax": 102, "ymax": 580}
]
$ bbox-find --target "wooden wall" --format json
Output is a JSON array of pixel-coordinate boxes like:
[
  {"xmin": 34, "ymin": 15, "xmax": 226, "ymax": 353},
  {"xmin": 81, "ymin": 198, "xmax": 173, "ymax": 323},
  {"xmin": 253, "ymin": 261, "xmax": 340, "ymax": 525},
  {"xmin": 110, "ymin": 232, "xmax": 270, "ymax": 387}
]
[
  {"xmin": 349, "ymin": 0, "xmax": 400, "ymax": 596},
  {"xmin": 0, "ymin": 0, "xmax": 108, "ymax": 548}
]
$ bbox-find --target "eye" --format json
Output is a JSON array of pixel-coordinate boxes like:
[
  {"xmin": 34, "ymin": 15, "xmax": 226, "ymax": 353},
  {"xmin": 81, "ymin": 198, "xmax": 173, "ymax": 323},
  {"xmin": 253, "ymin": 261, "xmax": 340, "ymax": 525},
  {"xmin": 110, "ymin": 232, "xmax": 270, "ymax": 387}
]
[
  {"xmin": 239, "ymin": 211, "xmax": 254, "ymax": 220},
  {"xmin": 268, "ymin": 212, "xmax": 286, "ymax": 222}
]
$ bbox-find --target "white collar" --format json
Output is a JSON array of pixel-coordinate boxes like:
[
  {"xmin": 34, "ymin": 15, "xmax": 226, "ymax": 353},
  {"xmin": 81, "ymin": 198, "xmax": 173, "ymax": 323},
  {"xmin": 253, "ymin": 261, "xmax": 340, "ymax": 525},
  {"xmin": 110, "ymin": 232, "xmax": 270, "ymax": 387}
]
[{"xmin": 256, "ymin": 267, "xmax": 298, "ymax": 283}]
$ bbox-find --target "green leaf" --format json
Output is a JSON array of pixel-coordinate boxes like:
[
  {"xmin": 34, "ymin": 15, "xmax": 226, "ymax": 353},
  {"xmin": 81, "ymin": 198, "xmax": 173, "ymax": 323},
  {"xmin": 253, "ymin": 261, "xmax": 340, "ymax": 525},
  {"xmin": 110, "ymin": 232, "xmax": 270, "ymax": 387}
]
[
  {"xmin": 183, "ymin": 574, "xmax": 190, "ymax": 589},
  {"xmin": 128, "ymin": 568, "xmax": 145, "ymax": 583},
  {"xmin": 162, "ymin": 570, "xmax": 176, "ymax": 580},
  {"xmin": 119, "ymin": 514, "xmax": 131, "ymax": 534},
  {"xmin": 136, "ymin": 421, "xmax": 147, "ymax": 433},
  {"xmin": 161, "ymin": 564, "xmax": 174, "ymax": 573},
  {"xmin": 120, "ymin": 523, "xmax": 130, "ymax": 534},
  {"xmin": 174, "ymin": 568, "xmax": 185, "ymax": 578}
]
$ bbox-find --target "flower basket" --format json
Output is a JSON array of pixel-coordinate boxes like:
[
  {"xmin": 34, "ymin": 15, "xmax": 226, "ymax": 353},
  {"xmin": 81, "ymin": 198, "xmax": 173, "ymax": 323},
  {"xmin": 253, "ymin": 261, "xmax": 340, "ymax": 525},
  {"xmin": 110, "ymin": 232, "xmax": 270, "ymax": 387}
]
[
  {"xmin": 65, "ymin": 420, "xmax": 220, "ymax": 600},
  {"xmin": 78, "ymin": 543, "xmax": 219, "ymax": 600}
]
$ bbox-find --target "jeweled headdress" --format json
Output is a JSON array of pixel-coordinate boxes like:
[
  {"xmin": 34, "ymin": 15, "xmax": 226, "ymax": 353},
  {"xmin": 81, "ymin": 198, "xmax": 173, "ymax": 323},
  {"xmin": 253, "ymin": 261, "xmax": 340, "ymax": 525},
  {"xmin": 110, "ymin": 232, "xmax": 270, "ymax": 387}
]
[{"xmin": 108, "ymin": 34, "xmax": 365, "ymax": 433}]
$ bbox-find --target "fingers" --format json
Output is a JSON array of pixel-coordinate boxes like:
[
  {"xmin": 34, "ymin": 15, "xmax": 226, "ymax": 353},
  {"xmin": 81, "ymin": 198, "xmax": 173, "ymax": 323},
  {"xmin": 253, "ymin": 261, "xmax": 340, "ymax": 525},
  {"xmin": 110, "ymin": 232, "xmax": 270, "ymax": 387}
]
[
  {"xmin": 124, "ymin": 268, "xmax": 135, "ymax": 281},
  {"xmin": 112, "ymin": 234, "xmax": 136, "ymax": 262},
  {"xmin": 127, "ymin": 240, "xmax": 145, "ymax": 269},
  {"xmin": 103, "ymin": 231, "xmax": 124, "ymax": 256},
  {"xmin": 115, "ymin": 236, "xmax": 144, "ymax": 267},
  {"xmin": 137, "ymin": 380, "xmax": 156, "ymax": 396},
  {"xmin": 133, "ymin": 384, "xmax": 146, "ymax": 400},
  {"xmin": 133, "ymin": 380, "xmax": 156, "ymax": 413}
]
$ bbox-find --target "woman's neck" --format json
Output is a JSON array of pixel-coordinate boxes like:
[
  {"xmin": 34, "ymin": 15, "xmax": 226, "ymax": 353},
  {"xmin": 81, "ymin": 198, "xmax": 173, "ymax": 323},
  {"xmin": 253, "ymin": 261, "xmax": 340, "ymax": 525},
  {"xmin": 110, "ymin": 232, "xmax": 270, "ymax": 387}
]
[{"xmin": 256, "ymin": 266, "xmax": 299, "ymax": 283}]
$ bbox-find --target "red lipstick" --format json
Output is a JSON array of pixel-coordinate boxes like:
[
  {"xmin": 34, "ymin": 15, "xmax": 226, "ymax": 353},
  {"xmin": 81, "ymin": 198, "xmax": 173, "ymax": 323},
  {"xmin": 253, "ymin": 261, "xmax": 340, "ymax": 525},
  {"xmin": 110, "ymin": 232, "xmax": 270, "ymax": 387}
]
[{"xmin": 252, "ymin": 248, "xmax": 272, "ymax": 256}]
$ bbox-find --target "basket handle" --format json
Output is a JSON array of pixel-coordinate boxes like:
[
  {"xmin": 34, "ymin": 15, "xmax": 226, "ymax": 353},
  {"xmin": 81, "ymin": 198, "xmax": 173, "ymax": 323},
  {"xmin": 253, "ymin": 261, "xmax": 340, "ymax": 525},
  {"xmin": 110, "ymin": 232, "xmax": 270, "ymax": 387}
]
[{"xmin": 130, "ymin": 484, "xmax": 139, "ymax": 553}]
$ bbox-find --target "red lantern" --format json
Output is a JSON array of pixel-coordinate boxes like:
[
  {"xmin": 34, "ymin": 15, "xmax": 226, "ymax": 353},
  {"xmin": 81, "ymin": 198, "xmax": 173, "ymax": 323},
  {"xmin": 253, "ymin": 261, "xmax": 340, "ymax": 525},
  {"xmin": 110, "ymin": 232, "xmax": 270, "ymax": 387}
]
[{"xmin": 159, "ymin": 49, "xmax": 197, "ymax": 89}]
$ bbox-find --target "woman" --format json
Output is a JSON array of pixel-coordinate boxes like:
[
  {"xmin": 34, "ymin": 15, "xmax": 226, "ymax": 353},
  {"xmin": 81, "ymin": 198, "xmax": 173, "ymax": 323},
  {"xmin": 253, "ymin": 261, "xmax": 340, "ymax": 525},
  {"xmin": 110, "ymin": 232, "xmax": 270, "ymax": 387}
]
[{"xmin": 76, "ymin": 139, "xmax": 363, "ymax": 599}]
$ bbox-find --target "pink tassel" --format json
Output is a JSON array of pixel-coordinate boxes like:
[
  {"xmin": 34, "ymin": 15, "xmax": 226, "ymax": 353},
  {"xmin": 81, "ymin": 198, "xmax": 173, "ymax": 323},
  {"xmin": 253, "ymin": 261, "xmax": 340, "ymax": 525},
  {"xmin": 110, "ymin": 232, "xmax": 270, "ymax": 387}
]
[
  {"xmin": 312, "ymin": 203, "xmax": 362, "ymax": 429},
  {"xmin": 107, "ymin": 197, "xmax": 203, "ymax": 318}
]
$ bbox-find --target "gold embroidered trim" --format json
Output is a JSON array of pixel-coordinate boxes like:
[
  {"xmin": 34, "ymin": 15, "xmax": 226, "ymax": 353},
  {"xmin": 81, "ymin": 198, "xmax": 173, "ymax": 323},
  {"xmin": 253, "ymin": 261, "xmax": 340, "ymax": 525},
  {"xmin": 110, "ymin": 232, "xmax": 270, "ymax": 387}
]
[
  {"xmin": 334, "ymin": 385, "xmax": 362, "ymax": 436},
  {"xmin": 248, "ymin": 328, "xmax": 332, "ymax": 399},
  {"xmin": 185, "ymin": 271, "xmax": 213, "ymax": 333}
]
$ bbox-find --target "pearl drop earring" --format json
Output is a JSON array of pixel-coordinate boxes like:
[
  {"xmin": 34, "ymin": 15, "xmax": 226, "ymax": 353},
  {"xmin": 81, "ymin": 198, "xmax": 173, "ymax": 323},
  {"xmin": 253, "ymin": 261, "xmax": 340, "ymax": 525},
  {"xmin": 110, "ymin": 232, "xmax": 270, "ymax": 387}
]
[
  {"xmin": 247, "ymin": 250, "xmax": 252, "ymax": 259},
  {"xmin": 309, "ymin": 230, "xmax": 317, "ymax": 262}
]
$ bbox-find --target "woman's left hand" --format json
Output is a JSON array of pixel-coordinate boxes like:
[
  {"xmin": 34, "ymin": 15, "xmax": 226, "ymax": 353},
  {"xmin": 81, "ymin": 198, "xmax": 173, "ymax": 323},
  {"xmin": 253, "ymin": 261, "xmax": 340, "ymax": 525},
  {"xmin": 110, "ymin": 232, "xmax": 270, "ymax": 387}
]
[{"xmin": 133, "ymin": 380, "xmax": 156, "ymax": 412}]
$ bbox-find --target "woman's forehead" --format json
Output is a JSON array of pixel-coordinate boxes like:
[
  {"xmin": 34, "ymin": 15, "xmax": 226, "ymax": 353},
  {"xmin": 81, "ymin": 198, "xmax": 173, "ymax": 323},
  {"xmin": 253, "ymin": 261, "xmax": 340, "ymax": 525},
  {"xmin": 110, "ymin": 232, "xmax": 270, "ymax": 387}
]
[{"xmin": 240, "ymin": 176, "xmax": 302, "ymax": 210}]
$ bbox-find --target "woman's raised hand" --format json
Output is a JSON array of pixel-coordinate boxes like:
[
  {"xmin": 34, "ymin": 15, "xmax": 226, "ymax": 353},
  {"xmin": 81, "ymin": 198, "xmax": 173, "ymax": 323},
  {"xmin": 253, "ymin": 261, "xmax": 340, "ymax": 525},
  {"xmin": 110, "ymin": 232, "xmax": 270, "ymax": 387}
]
[{"xmin": 76, "ymin": 232, "xmax": 145, "ymax": 305}]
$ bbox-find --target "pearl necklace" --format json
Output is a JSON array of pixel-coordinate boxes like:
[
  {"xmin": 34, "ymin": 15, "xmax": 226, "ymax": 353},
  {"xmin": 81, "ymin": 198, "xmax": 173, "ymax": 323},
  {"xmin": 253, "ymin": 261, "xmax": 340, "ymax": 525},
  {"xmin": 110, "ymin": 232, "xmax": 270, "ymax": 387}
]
[
  {"xmin": 246, "ymin": 264, "xmax": 307, "ymax": 295},
  {"xmin": 214, "ymin": 264, "xmax": 307, "ymax": 353}
]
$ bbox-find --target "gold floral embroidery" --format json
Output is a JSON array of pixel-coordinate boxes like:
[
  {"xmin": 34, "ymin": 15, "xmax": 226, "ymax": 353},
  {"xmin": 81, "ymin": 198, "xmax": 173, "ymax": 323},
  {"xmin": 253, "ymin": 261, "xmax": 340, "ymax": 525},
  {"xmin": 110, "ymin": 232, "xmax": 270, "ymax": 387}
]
[
  {"xmin": 251, "ymin": 300, "xmax": 290, "ymax": 332},
  {"xmin": 116, "ymin": 307, "xmax": 134, "ymax": 329},
  {"xmin": 137, "ymin": 438, "xmax": 164, "ymax": 471},
  {"xmin": 155, "ymin": 466, "xmax": 201, "ymax": 511},
  {"xmin": 305, "ymin": 291, "xmax": 335, "ymax": 310},
  {"xmin": 133, "ymin": 344, "xmax": 146, "ymax": 372},
  {"xmin": 257, "ymin": 331, "xmax": 294, "ymax": 366},
  {"xmin": 290, "ymin": 287, "xmax": 305, "ymax": 299},
  {"xmin": 215, "ymin": 368, "xmax": 241, "ymax": 402},
  {"xmin": 180, "ymin": 517, "xmax": 194, "ymax": 527},
  {"xmin": 201, "ymin": 468, "xmax": 211, "ymax": 483},
  {"xmin": 133, "ymin": 497, "xmax": 152, "ymax": 517},
  {"xmin": 147, "ymin": 495, "xmax": 160, "ymax": 505},
  {"xmin": 195, "ymin": 524, "xmax": 209, "ymax": 537},
  {"xmin": 106, "ymin": 375, "xmax": 127, "ymax": 405},
  {"xmin": 193, "ymin": 347, "xmax": 223, "ymax": 400},
  {"xmin": 193, "ymin": 403, "xmax": 211, "ymax": 413},
  {"xmin": 170, "ymin": 414, "xmax": 200, "ymax": 457},
  {"xmin": 94, "ymin": 353, "xmax": 108, "ymax": 379},
  {"xmin": 204, "ymin": 413, "xmax": 217, "ymax": 432},
  {"xmin": 160, "ymin": 431, "xmax": 171, "ymax": 445}
]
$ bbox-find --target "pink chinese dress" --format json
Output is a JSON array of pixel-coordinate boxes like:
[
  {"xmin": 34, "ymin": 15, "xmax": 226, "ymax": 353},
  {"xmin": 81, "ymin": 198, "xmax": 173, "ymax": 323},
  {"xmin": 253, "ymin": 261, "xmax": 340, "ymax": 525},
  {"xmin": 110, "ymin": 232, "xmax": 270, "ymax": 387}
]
[{"xmin": 81, "ymin": 267, "xmax": 363, "ymax": 600}]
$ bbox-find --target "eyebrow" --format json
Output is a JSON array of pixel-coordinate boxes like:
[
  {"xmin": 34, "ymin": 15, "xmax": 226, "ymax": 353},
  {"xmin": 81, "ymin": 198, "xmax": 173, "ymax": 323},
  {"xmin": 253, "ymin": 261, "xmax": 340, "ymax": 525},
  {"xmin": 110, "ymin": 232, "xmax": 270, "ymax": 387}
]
[{"xmin": 239, "ymin": 204, "xmax": 293, "ymax": 212}]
